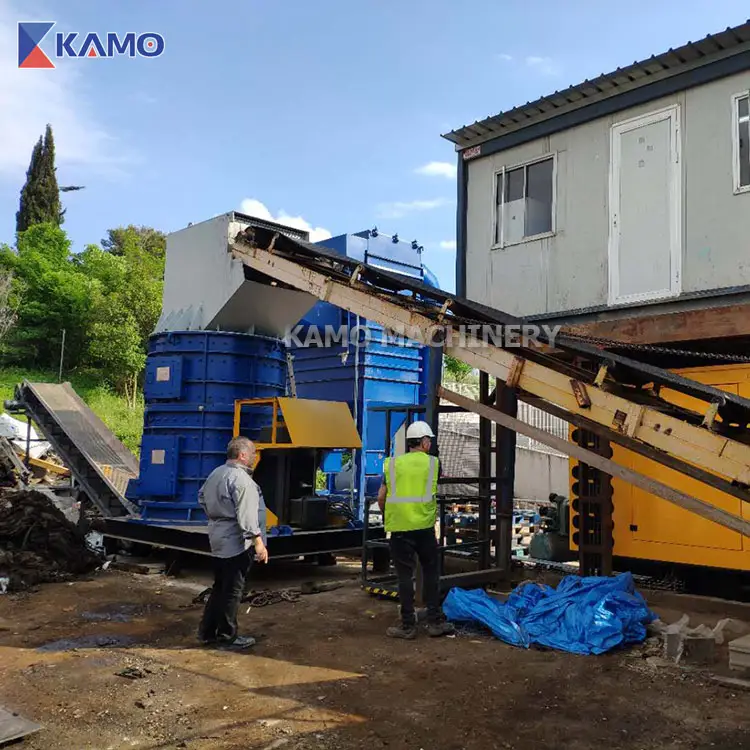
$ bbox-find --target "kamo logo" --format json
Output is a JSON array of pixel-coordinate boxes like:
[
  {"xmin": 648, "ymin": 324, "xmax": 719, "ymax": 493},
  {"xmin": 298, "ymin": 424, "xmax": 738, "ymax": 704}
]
[{"xmin": 18, "ymin": 22, "xmax": 165, "ymax": 69}]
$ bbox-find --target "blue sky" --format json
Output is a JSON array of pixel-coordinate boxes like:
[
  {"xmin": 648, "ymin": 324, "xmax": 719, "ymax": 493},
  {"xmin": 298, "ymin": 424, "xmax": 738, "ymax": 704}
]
[{"xmin": 2, "ymin": 1, "xmax": 749, "ymax": 292}]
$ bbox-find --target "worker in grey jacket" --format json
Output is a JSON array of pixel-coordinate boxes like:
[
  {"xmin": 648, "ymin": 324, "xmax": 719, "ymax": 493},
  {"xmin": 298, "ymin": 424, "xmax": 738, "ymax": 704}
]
[{"xmin": 197, "ymin": 436, "xmax": 268, "ymax": 648}]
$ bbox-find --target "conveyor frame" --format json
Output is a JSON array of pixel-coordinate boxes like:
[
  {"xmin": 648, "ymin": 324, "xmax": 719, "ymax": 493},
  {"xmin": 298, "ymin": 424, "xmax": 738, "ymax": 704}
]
[{"xmin": 230, "ymin": 226, "xmax": 750, "ymax": 544}]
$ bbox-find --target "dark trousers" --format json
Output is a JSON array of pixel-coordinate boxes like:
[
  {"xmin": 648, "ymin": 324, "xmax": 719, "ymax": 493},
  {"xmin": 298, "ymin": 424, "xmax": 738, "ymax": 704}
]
[
  {"xmin": 198, "ymin": 550, "xmax": 252, "ymax": 643},
  {"xmin": 390, "ymin": 528, "xmax": 441, "ymax": 627}
]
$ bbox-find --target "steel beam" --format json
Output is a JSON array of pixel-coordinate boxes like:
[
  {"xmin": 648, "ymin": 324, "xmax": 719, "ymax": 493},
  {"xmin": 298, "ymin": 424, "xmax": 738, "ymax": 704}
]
[
  {"xmin": 521, "ymin": 394, "xmax": 750, "ymax": 504},
  {"xmin": 573, "ymin": 428, "xmax": 614, "ymax": 576},
  {"xmin": 424, "ymin": 335, "xmax": 444, "ymax": 440},
  {"xmin": 563, "ymin": 302, "xmax": 750, "ymax": 345}
]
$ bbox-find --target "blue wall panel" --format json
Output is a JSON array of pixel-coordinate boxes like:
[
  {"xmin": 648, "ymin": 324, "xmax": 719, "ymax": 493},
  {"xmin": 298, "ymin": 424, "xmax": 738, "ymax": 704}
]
[
  {"xmin": 129, "ymin": 331, "xmax": 286, "ymax": 523},
  {"xmin": 293, "ymin": 230, "xmax": 438, "ymax": 514}
]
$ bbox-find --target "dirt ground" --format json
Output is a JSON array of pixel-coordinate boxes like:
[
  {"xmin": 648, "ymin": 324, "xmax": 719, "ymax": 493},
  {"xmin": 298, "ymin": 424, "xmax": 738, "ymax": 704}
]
[{"xmin": 1, "ymin": 561, "xmax": 750, "ymax": 750}]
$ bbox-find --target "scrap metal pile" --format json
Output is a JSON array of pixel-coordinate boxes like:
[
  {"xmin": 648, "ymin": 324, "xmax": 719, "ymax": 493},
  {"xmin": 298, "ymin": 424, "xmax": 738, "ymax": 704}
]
[{"xmin": 0, "ymin": 489, "xmax": 101, "ymax": 591}]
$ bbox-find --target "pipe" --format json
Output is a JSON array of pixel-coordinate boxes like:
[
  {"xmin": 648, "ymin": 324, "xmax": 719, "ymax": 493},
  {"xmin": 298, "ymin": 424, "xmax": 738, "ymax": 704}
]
[{"xmin": 353, "ymin": 314, "xmax": 361, "ymax": 515}]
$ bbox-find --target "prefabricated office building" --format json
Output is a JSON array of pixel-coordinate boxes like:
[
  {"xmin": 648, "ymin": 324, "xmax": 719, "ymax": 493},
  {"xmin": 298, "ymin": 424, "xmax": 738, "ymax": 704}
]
[{"xmin": 444, "ymin": 21, "xmax": 750, "ymax": 572}]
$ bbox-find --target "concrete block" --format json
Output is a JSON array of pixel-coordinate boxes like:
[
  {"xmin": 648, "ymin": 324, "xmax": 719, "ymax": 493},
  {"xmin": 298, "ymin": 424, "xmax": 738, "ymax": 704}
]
[
  {"xmin": 729, "ymin": 634, "xmax": 750, "ymax": 671},
  {"xmin": 683, "ymin": 634, "xmax": 716, "ymax": 665},
  {"xmin": 729, "ymin": 633, "xmax": 750, "ymax": 653},
  {"xmin": 729, "ymin": 651, "xmax": 750, "ymax": 672},
  {"xmin": 710, "ymin": 674, "xmax": 750, "ymax": 691}
]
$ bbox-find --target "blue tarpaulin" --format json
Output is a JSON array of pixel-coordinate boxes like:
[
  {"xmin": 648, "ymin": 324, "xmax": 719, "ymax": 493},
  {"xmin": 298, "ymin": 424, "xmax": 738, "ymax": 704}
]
[{"xmin": 442, "ymin": 573, "xmax": 656, "ymax": 655}]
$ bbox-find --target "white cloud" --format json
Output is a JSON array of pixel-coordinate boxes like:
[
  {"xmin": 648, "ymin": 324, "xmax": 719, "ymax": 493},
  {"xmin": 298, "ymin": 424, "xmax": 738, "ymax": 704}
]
[
  {"xmin": 239, "ymin": 198, "xmax": 332, "ymax": 243},
  {"xmin": 376, "ymin": 198, "xmax": 450, "ymax": 220},
  {"xmin": 0, "ymin": 3, "xmax": 136, "ymax": 179},
  {"xmin": 439, "ymin": 240, "xmax": 457, "ymax": 251},
  {"xmin": 525, "ymin": 55, "xmax": 561, "ymax": 76},
  {"xmin": 415, "ymin": 161, "xmax": 457, "ymax": 179},
  {"xmin": 496, "ymin": 53, "xmax": 514, "ymax": 62}
]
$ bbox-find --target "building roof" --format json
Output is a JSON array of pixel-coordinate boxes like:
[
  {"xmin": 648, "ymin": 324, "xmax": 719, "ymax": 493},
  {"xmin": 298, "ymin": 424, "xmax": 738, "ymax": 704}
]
[{"xmin": 443, "ymin": 21, "xmax": 750, "ymax": 151}]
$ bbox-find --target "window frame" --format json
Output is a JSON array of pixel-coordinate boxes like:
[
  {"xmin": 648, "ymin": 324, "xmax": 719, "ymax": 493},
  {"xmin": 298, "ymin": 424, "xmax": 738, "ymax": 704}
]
[
  {"xmin": 491, "ymin": 152, "xmax": 557, "ymax": 250},
  {"xmin": 732, "ymin": 90, "xmax": 750, "ymax": 195}
]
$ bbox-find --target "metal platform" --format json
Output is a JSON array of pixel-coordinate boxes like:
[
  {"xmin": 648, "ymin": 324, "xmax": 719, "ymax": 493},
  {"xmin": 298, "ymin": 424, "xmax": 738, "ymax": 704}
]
[
  {"xmin": 0, "ymin": 706, "xmax": 41, "ymax": 745},
  {"xmin": 7, "ymin": 381, "xmax": 138, "ymax": 517},
  {"xmin": 103, "ymin": 517, "xmax": 384, "ymax": 559},
  {"xmin": 7, "ymin": 381, "xmax": 384, "ymax": 559}
]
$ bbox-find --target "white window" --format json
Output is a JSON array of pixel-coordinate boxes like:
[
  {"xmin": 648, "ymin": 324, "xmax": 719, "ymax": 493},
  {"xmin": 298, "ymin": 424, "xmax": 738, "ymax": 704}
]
[
  {"xmin": 494, "ymin": 156, "xmax": 555, "ymax": 247},
  {"xmin": 733, "ymin": 92, "xmax": 750, "ymax": 193}
]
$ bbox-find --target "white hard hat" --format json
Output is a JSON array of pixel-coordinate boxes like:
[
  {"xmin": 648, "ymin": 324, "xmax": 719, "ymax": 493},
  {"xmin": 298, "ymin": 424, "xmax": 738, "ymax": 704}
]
[{"xmin": 406, "ymin": 421, "xmax": 435, "ymax": 440}]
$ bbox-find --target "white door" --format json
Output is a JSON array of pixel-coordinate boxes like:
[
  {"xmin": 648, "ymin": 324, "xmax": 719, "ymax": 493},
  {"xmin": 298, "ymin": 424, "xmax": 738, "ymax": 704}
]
[{"xmin": 608, "ymin": 106, "xmax": 681, "ymax": 304}]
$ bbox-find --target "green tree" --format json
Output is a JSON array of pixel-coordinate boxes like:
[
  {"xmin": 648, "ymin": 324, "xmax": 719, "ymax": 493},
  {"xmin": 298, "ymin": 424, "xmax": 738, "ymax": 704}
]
[
  {"xmin": 0, "ymin": 270, "xmax": 19, "ymax": 350},
  {"xmin": 101, "ymin": 226, "xmax": 165, "ymax": 344},
  {"xmin": 443, "ymin": 354, "xmax": 473, "ymax": 382},
  {"xmin": 87, "ymin": 303, "xmax": 145, "ymax": 407},
  {"xmin": 78, "ymin": 227, "xmax": 165, "ymax": 398},
  {"xmin": 102, "ymin": 225, "xmax": 166, "ymax": 265},
  {"xmin": 78, "ymin": 241, "xmax": 144, "ymax": 402},
  {"xmin": 16, "ymin": 125, "xmax": 63, "ymax": 233},
  {"xmin": 0, "ymin": 224, "xmax": 93, "ymax": 368},
  {"xmin": 74, "ymin": 244, "xmax": 127, "ymax": 294},
  {"xmin": 15, "ymin": 137, "xmax": 43, "ymax": 233},
  {"xmin": 0, "ymin": 221, "xmax": 165, "ymax": 393}
]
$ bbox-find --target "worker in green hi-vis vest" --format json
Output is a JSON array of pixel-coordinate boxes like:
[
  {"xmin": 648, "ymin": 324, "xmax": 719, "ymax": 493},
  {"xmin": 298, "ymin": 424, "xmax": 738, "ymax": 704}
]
[{"xmin": 377, "ymin": 421, "xmax": 455, "ymax": 640}]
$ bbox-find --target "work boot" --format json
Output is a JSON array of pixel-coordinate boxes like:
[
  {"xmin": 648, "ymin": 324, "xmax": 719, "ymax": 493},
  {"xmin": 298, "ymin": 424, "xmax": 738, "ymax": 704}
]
[
  {"xmin": 386, "ymin": 623, "xmax": 417, "ymax": 640},
  {"xmin": 216, "ymin": 635, "xmax": 256, "ymax": 650},
  {"xmin": 197, "ymin": 627, "xmax": 216, "ymax": 646},
  {"xmin": 427, "ymin": 620, "xmax": 456, "ymax": 637}
]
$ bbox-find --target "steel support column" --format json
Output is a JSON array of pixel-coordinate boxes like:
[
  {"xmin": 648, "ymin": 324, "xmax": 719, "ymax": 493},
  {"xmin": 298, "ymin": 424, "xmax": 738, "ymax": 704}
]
[
  {"xmin": 478, "ymin": 372, "xmax": 492, "ymax": 570},
  {"xmin": 494, "ymin": 379, "xmax": 517, "ymax": 572},
  {"xmin": 424, "ymin": 337, "xmax": 444, "ymax": 443},
  {"xmin": 572, "ymin": 429, "xmax": 613, "ymax": 576}
]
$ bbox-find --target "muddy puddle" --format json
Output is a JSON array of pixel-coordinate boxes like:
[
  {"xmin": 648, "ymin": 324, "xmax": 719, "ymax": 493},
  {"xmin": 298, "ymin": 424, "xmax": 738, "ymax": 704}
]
[
  {"xmin": 37, "ymin": 634, "xmax": 137, "ymax": 652},
  {"xmin": 79, "ymin": 603, "xmax": 148, "ymax": 623}
]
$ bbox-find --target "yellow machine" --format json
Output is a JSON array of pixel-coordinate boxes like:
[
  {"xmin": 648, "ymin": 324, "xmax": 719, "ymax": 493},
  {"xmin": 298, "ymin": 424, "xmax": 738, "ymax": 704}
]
[
  {"xmin": 571, "ymin": 364, "xmax": 750, "ymax": 572},
  {"xmin": 232, "ymin": 396, "xmax": 362, "ymax": 532}
]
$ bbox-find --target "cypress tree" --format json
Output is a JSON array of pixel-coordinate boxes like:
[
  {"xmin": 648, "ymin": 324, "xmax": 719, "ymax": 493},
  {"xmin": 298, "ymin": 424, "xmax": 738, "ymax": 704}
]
[
  {"xmin": 16, "ymin": 124, "xmax": 63, "ymax": 233},
  {"xmin": 15, "ymin": 136, "xmax": 43, "ymax": 233}
]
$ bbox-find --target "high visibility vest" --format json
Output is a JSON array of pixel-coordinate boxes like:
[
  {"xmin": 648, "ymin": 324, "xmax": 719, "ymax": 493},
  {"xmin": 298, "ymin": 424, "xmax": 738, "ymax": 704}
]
[{"xmin": 383, "ymin": 451, "xmax": 438, "ymax": 533}]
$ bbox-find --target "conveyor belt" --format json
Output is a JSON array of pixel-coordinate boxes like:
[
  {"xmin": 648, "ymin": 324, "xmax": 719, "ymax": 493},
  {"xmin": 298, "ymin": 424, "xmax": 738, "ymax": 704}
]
[
  {"xmin": 231, "ymin": 227, "xmax": 750, "ymax": 526},
  {"xmin": 8, "ymin": 381, "xmax": 137, "ymax": 517},
  {"xmin": 236, "ymin": 225, "xmax": 750, "ymax": 425}
]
